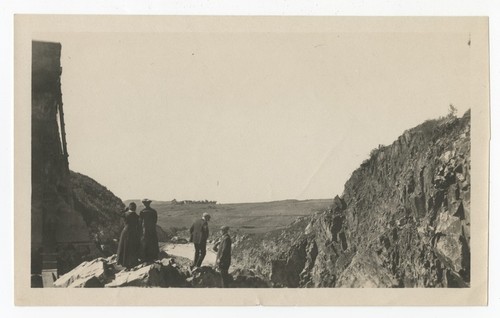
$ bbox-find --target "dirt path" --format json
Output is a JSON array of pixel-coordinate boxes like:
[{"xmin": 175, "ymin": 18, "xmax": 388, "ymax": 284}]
[{"xmin": 161, "ymin": 242, "xmax": 217, "ymax": 266}]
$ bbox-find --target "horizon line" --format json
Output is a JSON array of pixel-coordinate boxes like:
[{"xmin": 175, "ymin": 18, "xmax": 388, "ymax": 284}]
[{"xmin": 123, "ymin": 197, "xmax": 335, "ymax": 205}]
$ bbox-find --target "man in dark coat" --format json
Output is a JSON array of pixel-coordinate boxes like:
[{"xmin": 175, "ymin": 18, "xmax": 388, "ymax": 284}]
[
  {"xmin": 214, "ymin": 225, "xmax": 232, "ymax": 287},
  {"xmin": 189, "ymin": 212, "xmax": 210, "ymax": 268},
  {"xmin": 139, "ymin": 198, "xmax": 159, "ymax": 263}
]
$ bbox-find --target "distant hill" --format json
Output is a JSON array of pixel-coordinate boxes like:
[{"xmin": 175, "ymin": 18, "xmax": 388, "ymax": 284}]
[{"xmin": 124, "ymin": 198, "xmax": 332, "ymax": 236}]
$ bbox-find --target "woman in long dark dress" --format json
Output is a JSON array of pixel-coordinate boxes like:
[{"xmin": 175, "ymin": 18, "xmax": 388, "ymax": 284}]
[
  {"xmin": 117, "ymin": 202, "xmax": 141, "ymax": 269},
  {"xmin": 139, "ymin": 198, "xmax": 159, "ymax": 263}
]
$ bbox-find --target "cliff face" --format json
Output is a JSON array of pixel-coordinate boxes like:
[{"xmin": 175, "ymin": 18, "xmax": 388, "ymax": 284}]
[
  {"xmin": 234, "ymin": 111, "xmax": 471, "ymax": 288},
  {"xmin": 31, "ymin": 41, "xmax": 128, "ymax": 276},
  {"xmin": 31, "ymin": 41, "xmax": 94, "ymax": 275},
  {"xmin": 337, "ymin": 111, "xmax": 471, "ymax": 287}
]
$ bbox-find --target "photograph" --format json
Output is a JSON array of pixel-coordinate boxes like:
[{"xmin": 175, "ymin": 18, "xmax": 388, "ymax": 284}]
[{"xmin": 14, "ymin": 15, "xmax": 490, "ymax": 305}]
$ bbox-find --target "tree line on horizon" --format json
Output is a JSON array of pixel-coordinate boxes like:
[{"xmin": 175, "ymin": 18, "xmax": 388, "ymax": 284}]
[{"xmin": 171, "ymin": 199, "xmax": 217, "ymax": 205}]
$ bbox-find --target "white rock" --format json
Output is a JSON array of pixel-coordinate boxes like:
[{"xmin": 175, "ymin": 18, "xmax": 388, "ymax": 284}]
[{"xmin": 53, "ymin": 258, "xmax": 108, "ymax": 288}]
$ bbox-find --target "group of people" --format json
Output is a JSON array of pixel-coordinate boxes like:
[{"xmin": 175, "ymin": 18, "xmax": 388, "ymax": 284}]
[
  {"xmin": 116, "ymin": 198, "xmax": 160, "ymax": 269},
  {"xmin": 189, "ymin": 212, "xmax": 232, "ymax": 286},
  {"xmin": 116, "ymin": 200, "xmax": 232, "ymax": 286}
]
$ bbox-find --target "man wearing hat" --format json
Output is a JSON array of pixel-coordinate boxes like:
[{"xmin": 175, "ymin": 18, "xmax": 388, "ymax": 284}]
[
  {"xmin": 189, "ymin": 212, "xmax": 211, "ymax": 268},
  {"xmin": 214, "ymin": 225, "xmax": 232, "ymax": 287},
  {"xmin": 139, "ymin": 198, "xmax": 159, "ymax": 263}
]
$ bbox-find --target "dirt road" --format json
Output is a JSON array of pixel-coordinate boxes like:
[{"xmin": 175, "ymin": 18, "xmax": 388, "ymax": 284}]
[{"xmin": 161, "ymin": 242, "xmax": 217, "ymax": 265}]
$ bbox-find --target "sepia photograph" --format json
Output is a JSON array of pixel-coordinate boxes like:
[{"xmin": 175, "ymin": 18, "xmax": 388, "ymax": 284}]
[{"xmin": 14, "ymin": 15, "xmax": 490, "ymax": 305}]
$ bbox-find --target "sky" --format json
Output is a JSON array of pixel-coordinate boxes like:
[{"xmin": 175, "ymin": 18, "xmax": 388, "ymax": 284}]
[{"xmin": 35, "ymin": 29, "xmax": 471, "ymax": 203}]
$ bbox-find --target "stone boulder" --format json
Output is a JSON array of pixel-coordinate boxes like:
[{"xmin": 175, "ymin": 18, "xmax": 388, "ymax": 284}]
[
  {"xmin": 187, "ymin": 266, "xmax": 223, "ymax": 288},
  {"xmin": 230, "ymin": 268, "xmax": 270, "ymax": 288},
  {"xmin": 336, "ymin": 252, "xmax": 398, "ymax": 288},
  {"xmin": 434, "ymin": 211, "xmax": 468, "ymax": 274},
  {"xmin": 106, "ymin": 263, "xmax": 165, "ymax": 287},
  {"xmin": 54, "ymin": 257, "xmax": 113, "ymax": 288},
  {"xmin": 159, "ymin": 258, "xmax": 191, "ymax": 287},
  {"xmin": 53, "ymin": 255, "xmax": 191, "ymax": 288},
  {"xmin": 162, "ymin": 264, "xmax": 190, "ymax": 287}
]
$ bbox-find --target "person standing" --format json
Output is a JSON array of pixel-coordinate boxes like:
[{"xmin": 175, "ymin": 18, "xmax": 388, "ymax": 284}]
[
  {"xmin": 215, "ymin": 225, "xmax": 232, "ymax": 287},
  {"xmin": 139, "ymin": 198, "xmax": 159, "ymax": 263},
  {"xmin": 189, "ymin": 212, "xmax": 211, "ymax": 268},
  {"xmin": 117, "ymin": 202, "xmax": 141, "ymax": 269}
]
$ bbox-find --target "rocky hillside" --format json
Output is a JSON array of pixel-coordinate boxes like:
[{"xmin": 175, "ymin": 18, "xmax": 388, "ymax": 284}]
[
  {"xmin": 233, "ymin": 111, "xmax": 471, "ymax": 288},
  {"xmin": 70, "ymin": 171, "xmax": 126, "ymax": 255},
  {"xmin": 34, "ymin": 171, "xmax": 173, "ymax": 277},
  {"xmin": 71, "ymin": 171, "xmax": 173, "ymax": 254}
]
